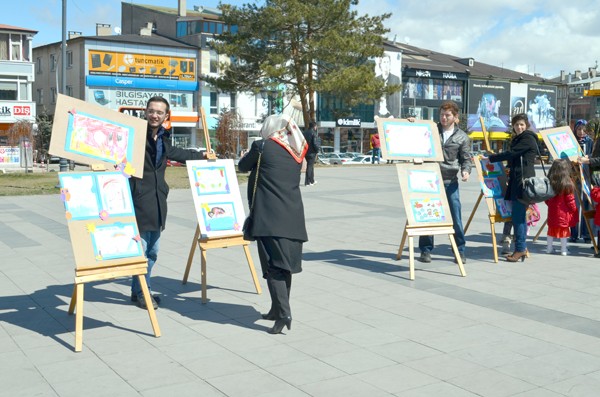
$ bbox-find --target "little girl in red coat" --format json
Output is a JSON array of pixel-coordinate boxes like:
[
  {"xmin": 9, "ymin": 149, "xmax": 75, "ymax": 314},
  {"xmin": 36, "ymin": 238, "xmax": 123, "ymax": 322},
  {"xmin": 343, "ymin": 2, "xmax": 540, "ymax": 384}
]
[{"xmin": 545, "ymin": 159, "xmax": 578, "ymax": 256}]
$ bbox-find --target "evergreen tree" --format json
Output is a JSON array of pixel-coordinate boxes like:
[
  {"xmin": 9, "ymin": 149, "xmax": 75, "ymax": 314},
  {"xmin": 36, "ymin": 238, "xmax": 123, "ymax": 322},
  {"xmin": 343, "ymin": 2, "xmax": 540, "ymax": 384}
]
[{"xmin": 206, "ymin": 0, "xmax": 394, "ymax": 126}]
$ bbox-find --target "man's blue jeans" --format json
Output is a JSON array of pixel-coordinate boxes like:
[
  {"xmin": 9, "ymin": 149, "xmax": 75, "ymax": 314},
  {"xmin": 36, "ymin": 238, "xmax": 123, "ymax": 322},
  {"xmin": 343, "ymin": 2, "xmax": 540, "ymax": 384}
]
[
  {"xmin": 419, "ymin": 181, "xmax": 466, "ymax": 254},
  {"xmin": 132, "ymin": 230, "xmax": 161, "ymax": 297},
  {"xmin": 371, "ymin": 148, "xmax": 380, "ymax": 164}
]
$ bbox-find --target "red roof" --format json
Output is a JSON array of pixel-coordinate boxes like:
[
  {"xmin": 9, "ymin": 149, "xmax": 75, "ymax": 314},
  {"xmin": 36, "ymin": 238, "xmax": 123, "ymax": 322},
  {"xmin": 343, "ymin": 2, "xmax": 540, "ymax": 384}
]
[{"xmin": 0, "ymin": 24, "xmax": 38, "ymax": 34}]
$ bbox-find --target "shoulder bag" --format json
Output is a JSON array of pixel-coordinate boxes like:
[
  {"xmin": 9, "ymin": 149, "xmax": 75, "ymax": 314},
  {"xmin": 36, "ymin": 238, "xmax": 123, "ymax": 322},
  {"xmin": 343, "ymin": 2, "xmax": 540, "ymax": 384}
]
[
  {"xmin": 519, "ymin": 144, "xmax": 555, "ymax": 205},
  {"xmin": 242, "ymin": 141, "xmax": 265, "ymax": 241}
]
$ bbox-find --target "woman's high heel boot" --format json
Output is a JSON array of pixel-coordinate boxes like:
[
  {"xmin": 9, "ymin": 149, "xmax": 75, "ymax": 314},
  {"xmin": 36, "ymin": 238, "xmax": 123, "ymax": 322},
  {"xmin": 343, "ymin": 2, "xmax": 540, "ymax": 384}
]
[
  {"xmin": 268, "ymin": 316, "xmax": 292, "ymax": 334},
  {"xmin": 506, "ymin": 251, "xmax": 527, "ymax": 262}
]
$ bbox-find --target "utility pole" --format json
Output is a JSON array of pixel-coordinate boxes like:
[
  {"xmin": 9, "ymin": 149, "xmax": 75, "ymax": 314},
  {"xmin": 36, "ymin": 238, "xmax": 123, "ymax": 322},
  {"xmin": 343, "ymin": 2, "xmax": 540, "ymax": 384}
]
[{"xmin": 59, "ymin": 0, "xmax": 69, "ymax": 172}]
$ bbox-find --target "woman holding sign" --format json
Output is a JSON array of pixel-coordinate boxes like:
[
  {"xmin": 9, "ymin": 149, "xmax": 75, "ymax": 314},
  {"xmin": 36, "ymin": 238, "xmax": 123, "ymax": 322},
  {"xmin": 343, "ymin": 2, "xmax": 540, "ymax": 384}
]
[
  {"xmin": 238, "ymin": 114, "xmax": 308, "ymax": 334},
  {"xmin": 484, "ymin": 113, "xmax": 538, "ymax": 262}
]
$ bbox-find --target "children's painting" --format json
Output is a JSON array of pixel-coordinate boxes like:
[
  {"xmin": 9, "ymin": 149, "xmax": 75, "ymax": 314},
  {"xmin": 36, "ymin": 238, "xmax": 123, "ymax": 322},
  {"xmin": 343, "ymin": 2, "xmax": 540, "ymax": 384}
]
[
  {"xmin": 479, "ymin": 157, "xmax": 503, "ymax": 177},
  {"xmin": 408, "ymin": 169, "xmax": 441, "ymax": 193},
  {"xmin": 49, "ymin": 94, "xmax": 147, "ymax": 178},
  {"xmin": 396, "ymin": 162, "xmax": 453, "ymax": 227},
  {"xmin": 540, "ymin": 126, "xmax": 581, "ymax": 161},
  {"xmin": 495, "ymin": 198, "xmax": 512, "ymax": 218},
  {"xmin": 186, "ymin": 159, "xmax": 246, "ymax": 238},
  {"xmin": 90, "ymin": 222, "xmax": 142, "ymax": 260},
  {"xmin": 376, "ymin": 118, "xmax": 444, "ymax": 162},
  {"xmin": 481, "ymin": 177, "xmax": 503, "ymax": 198},
  {"xmin": 472, "ymin": 154, "xmax": 509, "ymax": 219}
]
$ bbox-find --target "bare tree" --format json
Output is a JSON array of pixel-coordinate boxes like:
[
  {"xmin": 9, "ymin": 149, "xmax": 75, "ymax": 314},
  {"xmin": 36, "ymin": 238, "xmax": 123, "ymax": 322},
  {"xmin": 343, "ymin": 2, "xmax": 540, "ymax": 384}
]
[{"xmin": 215, "ymin": 109, "xmax": 243, "ymax": 159}]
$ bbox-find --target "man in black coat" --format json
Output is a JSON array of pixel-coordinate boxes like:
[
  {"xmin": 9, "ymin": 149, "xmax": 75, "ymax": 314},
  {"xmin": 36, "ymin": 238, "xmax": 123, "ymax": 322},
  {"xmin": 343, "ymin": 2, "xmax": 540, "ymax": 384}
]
[
  {"xmin": 129, "ymin": 96, "xmax": 205, "ymax": 309},
  {"xmin": 302, "ymin": 121, "xmax": 320, "ymax": 186}
]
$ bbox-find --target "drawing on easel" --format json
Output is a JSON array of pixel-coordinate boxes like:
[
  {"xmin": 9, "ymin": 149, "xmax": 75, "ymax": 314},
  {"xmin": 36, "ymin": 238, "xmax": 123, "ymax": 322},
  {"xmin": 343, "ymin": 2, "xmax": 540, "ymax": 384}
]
[
  {"xmin": 96, "ymin": 173, "xmax": 134, "ymax": 216},
  {"xmin": 59, "ymin": 174, "xmax": 100, "ymax": 220},
  {"xmin": 49, "ymin": 94, "xmax": 147, "ymax": 178},
  {"xmin": 540, "ymin": 126, "xmax": 581, "ymax": 161},
  {"xmin": 396, "ymin": 162, "xmax": 453, "ymax": 227},
  {"xmin": 376, "ymin": 118, "xmax": 444, "ymax": 162},
  {"xmin": 495, "ymin": 198, "xmax": 512, "ymax": 218},
  {"xmin": 479, "ymin": 157, "xmax": 503, "ymax": 177},
  {"xmin": 90, "ymin": 222, "xmax": 142, "ymax": 260},
  {"xmin": 481, "ymin": 177, "xmax": 502, "ymax": 198},
  {"xmin": 186, "ymin": 159, "xmax": 246, "ymax": 238},
  {"xmin": 407, "ymin": 169, "xmax": 441, "ymax": 193},
  {"xmin": 190, "ymin": 164, "xmax": 230, "ymax": 195}
]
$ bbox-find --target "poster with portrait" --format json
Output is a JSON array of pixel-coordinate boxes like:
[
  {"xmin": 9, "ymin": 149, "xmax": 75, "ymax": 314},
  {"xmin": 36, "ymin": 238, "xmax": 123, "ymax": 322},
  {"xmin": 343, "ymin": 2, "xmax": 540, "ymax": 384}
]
[
  {"xmin": 376, "ymin": 118, "xmax": 443, "ymax": 162},
  {"xmin": 49, "ymin": 94, "xmax": 147, "ymax": 178},
  {"xmin": 540, "ymin": 126, "xmax": 582, "ymax": 161},
  {"xmin": 467, "ymin": 80, "xmax": 511, "ymax": 132},
  {"xmin": 186, "ymin": 159, "xmax": 246, "ymax": 238},
  {"xmin": 58, "ymin": 171, "xmax": 145, "ymax": 269},
  {"xmin": 396, "ymin": 162, "xmax": 453, "ymax": 227},
  {"xmin": 373, "ymin": 51, "xmax": 402, "ymax": 119},
  {"xmin": 472, "ymin": 155, "xmax": 510, "ymax": 219}
]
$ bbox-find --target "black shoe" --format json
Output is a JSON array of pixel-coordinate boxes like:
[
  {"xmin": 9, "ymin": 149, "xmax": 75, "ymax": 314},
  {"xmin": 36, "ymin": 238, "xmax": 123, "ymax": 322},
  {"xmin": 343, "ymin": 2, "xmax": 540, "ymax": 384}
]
[
  {"xmin": 261, "ymin": 312, "xmax": 276, "ymax": 321},
  {"xmin": 135, "ymin": 294, "xmax": 158, "ymax": 310},
  {"xmin": 454, "ymin": 254, "xmax": 467, "ymax": 264},
  {"xmin": 131, "ymin": 293, "xmax": 161, "ymax": 304},
  {"xmin": 268, "ymin": 316, "xmax": 292, "ymax": 334},
  {"xmin": 584, "ymin": 238, "xmax": 592, "ymax": 244},
  {"xmin": 569, "ymin": 237, "xmax": 578, "ymax": 243},
  {"xmin": 419, "ymin": 252, "xmax": 432, "ymax": 263}
]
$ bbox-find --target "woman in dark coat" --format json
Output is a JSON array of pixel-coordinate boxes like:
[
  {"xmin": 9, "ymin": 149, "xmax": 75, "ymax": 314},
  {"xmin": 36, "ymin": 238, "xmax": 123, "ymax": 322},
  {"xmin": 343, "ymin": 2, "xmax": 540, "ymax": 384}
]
[
  {"xmin": 486, "ymin": 113, "xmax": 538, "ymax": 262},
  {"xmin": 238, "ymin": 115, "xmax": 308, "ymax": 334}
]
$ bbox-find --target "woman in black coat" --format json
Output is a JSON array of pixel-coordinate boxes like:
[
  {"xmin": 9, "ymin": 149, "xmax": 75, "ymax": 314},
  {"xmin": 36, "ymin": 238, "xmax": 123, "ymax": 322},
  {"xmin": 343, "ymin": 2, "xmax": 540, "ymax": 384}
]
[
  {"xmin": 486, "ymin": 113, "xmax": 538, "ymax": 262},
  {"xmin": 238, "ymin": 115, "xmax": 308, "ymax": 334}
]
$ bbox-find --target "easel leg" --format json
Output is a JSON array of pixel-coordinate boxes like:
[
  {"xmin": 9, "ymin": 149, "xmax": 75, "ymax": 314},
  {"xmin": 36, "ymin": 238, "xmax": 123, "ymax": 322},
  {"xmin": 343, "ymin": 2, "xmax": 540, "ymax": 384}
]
[
  {"xmin": 183, "ymin": 225, "xmax": 201, "ymax": 284},
  {"xmin": 243, "ymin": 244, "xmax": 262, "ymax": 294},
  {"xmin": 396, "ymin": 225, "xmax": 408, "ymax": 260},
  {"xmin": 490, "ymin": 219, "xmax": 499, "ymax": 263},
  {"xmin": 464, "ymin": 192, "xmax": 483, "ymax": 234},
  {"xmin": 137, "ymin": 274, "xmax": 161, "ymax": 338},
  {"xmin": 408, "ymin": 236, "xmax": 415, "ymax": 281},
  {"xmin": 584, "ymin": 215, "xmax": 598, "ymax": 254},
  {"xmin": 201, "ymin": 247, "xmax": 208, "ymax": 304},
  {"xmin": 68, "ymin": 285, "xmax": 77, "ymax": 315},
  {"xmin": 449, "ymin": 234, "xmax": 467, "ymax": 277},
  {"xmin": 74, "ymin": 283, "xmax": 84, "ymax": 352},
  {"xmin": 533, "ymin": 218, "xmax": 547, "ymax": 242}
]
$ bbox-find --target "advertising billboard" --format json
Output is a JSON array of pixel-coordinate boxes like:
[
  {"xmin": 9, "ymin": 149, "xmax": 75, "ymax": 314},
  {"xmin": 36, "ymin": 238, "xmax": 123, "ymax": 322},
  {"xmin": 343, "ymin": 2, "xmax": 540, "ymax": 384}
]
[
  {"xmin": 374, "ymin": 51, "xmax": 402, "ymax": 119},
  {"xmin": 467, "ymin": 80, "xmax": 511, "ymax": 132},
  {"xmin": 527, "ymin": 85, "xmax": 557, "ymax": 131}
]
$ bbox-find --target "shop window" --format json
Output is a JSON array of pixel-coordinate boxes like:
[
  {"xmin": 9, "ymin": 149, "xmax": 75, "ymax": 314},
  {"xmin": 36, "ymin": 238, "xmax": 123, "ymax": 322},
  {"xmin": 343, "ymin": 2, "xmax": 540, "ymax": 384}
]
[
  {"xmin": 210, "ymin": 92, "xmax": 218, "ymax": 114},
  {"xmin": 0, "ymin": 81, "xmax": 18, "ymax": 100}
]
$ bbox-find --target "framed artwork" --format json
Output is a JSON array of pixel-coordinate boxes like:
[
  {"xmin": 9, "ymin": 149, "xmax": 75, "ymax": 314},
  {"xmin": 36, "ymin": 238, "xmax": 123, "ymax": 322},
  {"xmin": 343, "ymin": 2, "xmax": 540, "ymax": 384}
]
[
  {"xmin": 472, "ymin": 155, "xmax": 509, "ymax": 219},
  {"xmin": 540, "ymin": 126, "xmax": 582, "ymax": 161},
  {"xmin": 187, "ymin": 159, "xmax": 246, "ymax": 238},
  {"xmin": 376, "ymin": 118, "xmax": 443, "ymax": 162},
  {"xmin": 58, "ymin": 171, "xmax": 145, "ymax": 269},
  {"xmin": 495, "ymin": 198, "xmax": 512, "ymax": 219},
  {"xmin": 396, "ymin": 162, "xmax": 453, "ymax": 227},
  {"xmin": 49, "ymin": 94, "xmax": 147, "ymax": 178}
]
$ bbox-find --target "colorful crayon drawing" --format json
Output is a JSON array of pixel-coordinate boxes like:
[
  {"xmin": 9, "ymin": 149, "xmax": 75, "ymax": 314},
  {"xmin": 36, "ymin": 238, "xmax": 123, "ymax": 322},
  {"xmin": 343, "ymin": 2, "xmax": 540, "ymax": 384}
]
[
  {"xmin": 383, "ymin": 122, "xmax": 434, "ymax": 158},
  {"xmin": 96, "ymin": 173, "xmax": 134, "ymax": 216},
  {"xmin": 479, "ymin": 157, "xmax": 503, "ymax": 177},
  {"xmin": 481, "ymin": 177, "xmax": 503, "ymax": 198},
  {"xmin": 495, "ymin": 198, "xmax": 512, "ymax": 218},
  {"xmin": 191, "ymin": 165, "xmax": 230, "ymax": 195},
  {"xmin": 411, "ymin": 198, "xmax": 446, "ymax": 223},
  {"xmin": 91, "ymin": 223, "xmax": 142, "ymax": 260},
  {"xmin": 65, "ymin": 111, "xmax": 134, "ymax": 163},
  {"xmin": 548, "ymin": 131, "xmax": 579, "ymax": 159},
  {"xmin": 59, "ymin": 174, "xmax": 100, "ymax": 220},
  {"xmin": 408, "ymin": 170, "xmax": 441, "ymax": 193},
  {"xmin": 200, "ymin": 202, "xmax": 240, "ymax": 232}
]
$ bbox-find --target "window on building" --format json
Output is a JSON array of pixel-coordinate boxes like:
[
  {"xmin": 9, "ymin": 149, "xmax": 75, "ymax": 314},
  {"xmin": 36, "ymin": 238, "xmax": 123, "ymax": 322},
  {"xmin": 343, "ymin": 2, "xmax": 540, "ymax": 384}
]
[
  {"xmin": 51, "ymin": 87, "xmax": 57, "ymax": 104},
  {"xmin": 11, "ymin": 36, "xmax": 22, "ymax": 61},
  {"xmin": 209, "ymin": 51, "xmax": 218, "ymax": 74},
  {"xmin": 230, "ymin": 93, "xmax": 236, "ymax": 111},
  {"xmin": 22, "ymin": 36, "xmax": 30, "ymax": 61},
  {"xmin": 66, "ymin": 51, "xmax": 73, "ymax": 68},
  {"xmin": 0, "ymin": 81, "xmax": 18, "ymax": 100},
  {"xmin": 19, "ymin": 82, "xmax": 28, "ymax": 101},
  {"xmin": 0, "ymin": 33, "xmax": 8, "ymax": 60},
  {"xmin": 210, "ymin": 91, "xmax": 218, "ymax": 114},
  {"xmin": 37, "ymin": 88, "xmax": 43, "ymax": 103},
  {"xmin": 36, "ymin": 57, "xmax": 42, "ymax": 73},
  {"xmin": 50, "ymin": 54, "xmax": 56, "ymax": 71},
  {"xmin": 66, "ymin": 85, "xmax": 73, "ymax": 97}
]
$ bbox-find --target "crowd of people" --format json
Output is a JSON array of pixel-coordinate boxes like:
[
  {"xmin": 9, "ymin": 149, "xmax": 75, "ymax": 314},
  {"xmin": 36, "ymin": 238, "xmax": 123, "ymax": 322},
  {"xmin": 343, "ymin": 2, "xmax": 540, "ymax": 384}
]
[{"xmin": 131, "ymin": 96, "xmax": 599, "ymax": 334}]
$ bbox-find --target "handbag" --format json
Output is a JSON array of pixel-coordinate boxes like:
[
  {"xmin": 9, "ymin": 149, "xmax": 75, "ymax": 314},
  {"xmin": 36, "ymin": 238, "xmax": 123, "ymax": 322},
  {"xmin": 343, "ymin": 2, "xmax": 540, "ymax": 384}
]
[
  {"xmin": 518, "ymin": 145, "xmax": 555, "ymax": 205},
  {"xmin": 242, "ymin": 141, "xmax": 265, "ymax": 241}
]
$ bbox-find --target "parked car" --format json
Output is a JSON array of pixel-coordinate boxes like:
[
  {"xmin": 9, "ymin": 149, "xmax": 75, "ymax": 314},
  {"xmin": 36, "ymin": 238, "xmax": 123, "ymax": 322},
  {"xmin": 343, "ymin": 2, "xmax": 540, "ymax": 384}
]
[
  {"xmin": 320, "ymin": 152, "xmax": 353, "ymax": 165},
  {"xmin": 344, "ymin": 155, "xmax": 377, "ymax": 165}
]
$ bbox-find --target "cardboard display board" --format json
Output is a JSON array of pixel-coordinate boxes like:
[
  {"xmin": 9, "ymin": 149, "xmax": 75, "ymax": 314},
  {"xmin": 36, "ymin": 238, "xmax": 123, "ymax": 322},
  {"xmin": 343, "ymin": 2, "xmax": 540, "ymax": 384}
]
[
  {"xmin": 473, "ymin": 155, "xmax": 511, "ymax": 219},
  {"xmin": 395, "ymin": 162, "xmax": 453, "ymax": 227},
  {"xmin": 186, "ymin": 159, "xmax": 246, "ymax": 239},
  {"xmin": 377, "ymin": 118, "xmax": 444, "ymax": 162},
  {"xmin": 539, "ymin": 126, "xmax": 582, "ymax": 162},
  {"xmin": 49, "ymin": 94, "xmax": 147, "ymax": 178},
  {"xmin": 59, "ymin": 171, "xmax": 146, "ymax": 269}
]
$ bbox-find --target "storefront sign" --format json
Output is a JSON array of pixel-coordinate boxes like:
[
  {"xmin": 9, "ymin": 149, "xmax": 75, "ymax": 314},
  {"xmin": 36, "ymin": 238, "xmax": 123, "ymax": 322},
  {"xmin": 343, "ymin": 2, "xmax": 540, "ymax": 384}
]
[
  {"xmin": 336, "ymin": 118, "xmax": 361, "ymax": 127},
  {"xmin": 86, "ymin": 88, "xmax": 193, "ymax": 112},
  {"xmin": 0, "ymin": 103, "xmax": 35, "ymax": 122}
]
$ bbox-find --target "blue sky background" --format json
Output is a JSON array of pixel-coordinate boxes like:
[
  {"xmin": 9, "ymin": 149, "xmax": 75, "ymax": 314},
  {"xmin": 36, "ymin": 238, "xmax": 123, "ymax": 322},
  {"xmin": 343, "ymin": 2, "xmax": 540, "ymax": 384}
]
[{"xmin": 7, "ymin": 0, "xmax": 600, "ymax": 78}]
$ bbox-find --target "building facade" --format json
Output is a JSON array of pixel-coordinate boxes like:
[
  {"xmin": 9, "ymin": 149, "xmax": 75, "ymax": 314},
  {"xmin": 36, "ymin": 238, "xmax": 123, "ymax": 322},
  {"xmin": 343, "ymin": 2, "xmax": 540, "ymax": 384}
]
[{"xmin": 0, "ymin": 24, "xmax": 37, "ymax": 166}]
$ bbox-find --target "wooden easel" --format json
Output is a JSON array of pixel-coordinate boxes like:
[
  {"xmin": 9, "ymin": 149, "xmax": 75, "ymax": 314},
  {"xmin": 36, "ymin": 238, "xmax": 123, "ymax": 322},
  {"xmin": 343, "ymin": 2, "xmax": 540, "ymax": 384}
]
[
  {"xmin": 396, "ymin": 221, "xmax": 466, "ymax": 280},
  {"xmin": 181, "ymin": 106, "xmax": 262, "ymax": 302},
  {"xmin": 62, "ymin": 167, "xmax": 160, "ymax": 352}
]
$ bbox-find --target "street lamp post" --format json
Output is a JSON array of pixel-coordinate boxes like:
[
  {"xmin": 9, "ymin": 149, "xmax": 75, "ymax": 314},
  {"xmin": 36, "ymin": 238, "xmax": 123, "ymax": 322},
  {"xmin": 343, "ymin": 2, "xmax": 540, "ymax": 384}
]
[{"xmin": 58, "ymin": 0, "xmax": 69, "ymax": 172}]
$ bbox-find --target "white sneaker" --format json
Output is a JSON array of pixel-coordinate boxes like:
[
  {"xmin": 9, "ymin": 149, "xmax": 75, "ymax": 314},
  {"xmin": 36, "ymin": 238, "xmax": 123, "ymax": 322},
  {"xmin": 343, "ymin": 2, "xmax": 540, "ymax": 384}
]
[
  {"xmin": 546, "ymin": 248, "xmax": 553, "ymax": 254},
  {"xmin": 561, "ymin": 251, "xmax": 568, "ymax": 256}
]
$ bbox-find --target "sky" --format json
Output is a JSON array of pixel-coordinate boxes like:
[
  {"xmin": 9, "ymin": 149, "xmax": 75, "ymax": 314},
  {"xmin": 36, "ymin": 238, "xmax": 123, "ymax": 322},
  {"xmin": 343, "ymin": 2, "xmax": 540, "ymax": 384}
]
[{"xmin": 9, "ymin": 0, "xmax": 600, "ymax": 79}]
